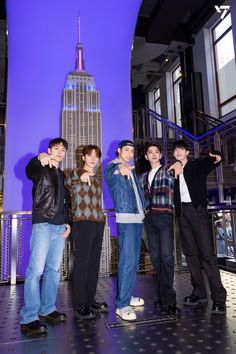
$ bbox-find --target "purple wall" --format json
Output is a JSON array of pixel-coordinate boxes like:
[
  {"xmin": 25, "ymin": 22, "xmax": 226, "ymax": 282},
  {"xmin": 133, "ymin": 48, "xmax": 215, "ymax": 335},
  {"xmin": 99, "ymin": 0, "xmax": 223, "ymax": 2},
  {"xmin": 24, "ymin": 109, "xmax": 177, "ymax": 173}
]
[{"xmin": 4, "ymin": 0, "xmax": 142, "ymax": 211}]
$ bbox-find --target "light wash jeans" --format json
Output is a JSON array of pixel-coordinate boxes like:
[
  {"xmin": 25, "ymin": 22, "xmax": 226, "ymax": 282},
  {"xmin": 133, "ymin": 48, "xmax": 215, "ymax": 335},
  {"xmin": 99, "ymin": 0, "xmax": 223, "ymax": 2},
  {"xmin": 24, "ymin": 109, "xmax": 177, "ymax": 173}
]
[
  {"xmin": 116, "ymin": 223, "xmax": 142, "ymax": 309},
  {"xmin": 20, "ymin": 223, "xmax": 66, "ymax": 324}
]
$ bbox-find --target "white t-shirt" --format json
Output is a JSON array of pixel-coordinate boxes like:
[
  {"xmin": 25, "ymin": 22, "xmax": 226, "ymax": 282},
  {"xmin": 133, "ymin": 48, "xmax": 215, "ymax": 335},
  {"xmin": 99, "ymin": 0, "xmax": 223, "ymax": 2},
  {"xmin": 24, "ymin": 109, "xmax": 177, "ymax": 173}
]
[
  {"xmin": 148, "ymin": 165, "xmax": 162, "ymax": 186},
  {"xmin": 179, "ymin": 172, "xmax": 191, "ymax": 202}
]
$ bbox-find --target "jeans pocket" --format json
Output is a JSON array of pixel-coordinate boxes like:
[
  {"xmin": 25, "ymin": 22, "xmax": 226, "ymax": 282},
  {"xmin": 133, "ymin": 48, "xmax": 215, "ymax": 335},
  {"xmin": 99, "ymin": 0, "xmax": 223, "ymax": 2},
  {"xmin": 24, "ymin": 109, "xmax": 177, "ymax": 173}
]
[{"xmin": 58, "ymin": 224, "xmax": 67, "ymax": 238}]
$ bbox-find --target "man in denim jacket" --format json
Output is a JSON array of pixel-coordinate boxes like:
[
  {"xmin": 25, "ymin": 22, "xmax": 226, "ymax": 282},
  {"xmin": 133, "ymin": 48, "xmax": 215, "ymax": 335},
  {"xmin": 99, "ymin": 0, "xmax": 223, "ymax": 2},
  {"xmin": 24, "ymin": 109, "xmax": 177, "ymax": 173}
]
[{"xmin": 105, "ymin": 140, "xmax": 146, "ymax": 321}]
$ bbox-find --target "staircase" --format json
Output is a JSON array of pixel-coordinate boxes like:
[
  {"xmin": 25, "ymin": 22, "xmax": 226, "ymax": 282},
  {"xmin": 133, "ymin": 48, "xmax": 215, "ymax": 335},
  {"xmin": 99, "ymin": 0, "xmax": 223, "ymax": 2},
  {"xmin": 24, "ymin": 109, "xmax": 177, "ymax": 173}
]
[{"xmin": 133, "ymin": 107, "xmax": 236, "ymax": 205}]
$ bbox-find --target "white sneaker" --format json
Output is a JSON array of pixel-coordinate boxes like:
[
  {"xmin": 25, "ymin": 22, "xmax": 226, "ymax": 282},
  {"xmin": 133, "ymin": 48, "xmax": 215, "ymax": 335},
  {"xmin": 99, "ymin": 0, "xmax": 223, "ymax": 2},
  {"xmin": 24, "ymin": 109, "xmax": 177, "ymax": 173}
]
[
  {"xmin": 130, "ymin": 296, "xmax": 144, "ymax": 307},
  {"xmin": 116, "ymin": 306, "xmax": 137, "ymax": 321}
]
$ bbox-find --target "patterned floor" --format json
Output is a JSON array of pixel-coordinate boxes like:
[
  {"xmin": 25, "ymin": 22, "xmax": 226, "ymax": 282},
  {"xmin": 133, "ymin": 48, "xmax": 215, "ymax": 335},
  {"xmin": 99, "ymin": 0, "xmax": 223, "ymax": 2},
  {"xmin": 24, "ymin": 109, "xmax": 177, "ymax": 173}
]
[{"xmin": 0, "ymin": 270, "xmax": 236, "ymax": 354}]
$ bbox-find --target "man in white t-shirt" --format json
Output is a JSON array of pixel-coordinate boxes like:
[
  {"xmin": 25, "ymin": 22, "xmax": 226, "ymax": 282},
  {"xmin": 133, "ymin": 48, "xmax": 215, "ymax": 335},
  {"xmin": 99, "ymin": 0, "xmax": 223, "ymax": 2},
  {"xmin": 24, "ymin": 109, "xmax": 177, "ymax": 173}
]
[
  {"xmin": 141, "ymin": 142, "xmax": 182, "ymax": 315},
  {"xmin": 173, "ymin": 139, "xmax": 227, "ymax": 315}
]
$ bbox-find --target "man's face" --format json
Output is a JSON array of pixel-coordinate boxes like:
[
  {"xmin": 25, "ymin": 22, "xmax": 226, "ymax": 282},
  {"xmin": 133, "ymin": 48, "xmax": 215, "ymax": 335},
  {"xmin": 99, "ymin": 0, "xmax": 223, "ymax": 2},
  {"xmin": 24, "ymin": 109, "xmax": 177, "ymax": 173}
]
[
  {"xmin": 145, "ymin": 146, "xmax": 162, "ymax": 164},
  {"xmin": 83, "ymin": 149, "xmax": 100, "ymax": 169},
  {"xmin": 173, "ymin": 147, "xmax": 189, "ymax": 162},
  {"xmin": 48, "ymin": 143, "xmax": 66, "ymax": 162},
  {"xmin": 118, "ymin": 146, "xmax": 134, "ymax": 163}
]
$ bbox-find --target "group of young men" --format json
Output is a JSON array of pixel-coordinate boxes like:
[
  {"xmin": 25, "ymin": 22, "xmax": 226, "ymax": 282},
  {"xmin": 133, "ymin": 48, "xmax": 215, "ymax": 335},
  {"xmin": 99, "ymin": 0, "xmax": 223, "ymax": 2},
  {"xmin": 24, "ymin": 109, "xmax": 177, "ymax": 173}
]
[{"xmin": 20, "ymin": 137, "xmax": 227, "ymax": 335}]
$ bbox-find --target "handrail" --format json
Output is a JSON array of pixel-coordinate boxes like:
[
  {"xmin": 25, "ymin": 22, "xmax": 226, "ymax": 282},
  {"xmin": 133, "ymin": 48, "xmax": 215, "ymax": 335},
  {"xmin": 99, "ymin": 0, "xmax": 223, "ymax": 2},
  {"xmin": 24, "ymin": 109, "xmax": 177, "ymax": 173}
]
[
  {"xmin": 0, "ymin": 209, "xmax": 115, "ymax": 215},
  {"xmin": 141, "ymin": 107, "xmax": 236, "ymax": 141},
  {"xmin": 144, "ymin": 108, "xmax": 196, "ymax": 141},
  {"xmin": 193, "ymin": 110, "xmax": 223, "ymax": 125},
  {"xmin": 133, "ymin": 107, "xmax": 236, "ymax": 204},
  {"xmin": 1, "ymin": 211, "xmax": 32, "ymax": 215}
]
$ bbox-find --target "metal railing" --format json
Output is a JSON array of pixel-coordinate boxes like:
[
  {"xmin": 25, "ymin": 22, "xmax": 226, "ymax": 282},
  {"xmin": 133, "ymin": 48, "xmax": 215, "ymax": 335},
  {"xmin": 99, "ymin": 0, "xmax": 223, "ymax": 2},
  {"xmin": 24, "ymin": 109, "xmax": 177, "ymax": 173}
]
[
  {"xmin": 1, "ymin": 207, "xmax": 236, "ymax": 284},
  {"xmin": 0, "ymin": 210, "xmax": 154, "ymax": 285},
  {"xmin": 208, "ymin": 205, "xmax": 236, "ymax": 256}
]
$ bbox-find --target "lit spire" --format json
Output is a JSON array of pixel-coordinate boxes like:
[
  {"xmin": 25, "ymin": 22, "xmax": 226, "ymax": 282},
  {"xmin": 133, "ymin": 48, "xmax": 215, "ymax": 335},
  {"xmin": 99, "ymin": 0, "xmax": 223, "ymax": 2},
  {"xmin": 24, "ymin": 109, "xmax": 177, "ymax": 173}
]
[
  {"xmin": 78, "ymin": 10, "xmax": 81, "ymax": 43},
  {"xmin": 76, "ymin": 11, "xmax": 85, "ymax": 71}
]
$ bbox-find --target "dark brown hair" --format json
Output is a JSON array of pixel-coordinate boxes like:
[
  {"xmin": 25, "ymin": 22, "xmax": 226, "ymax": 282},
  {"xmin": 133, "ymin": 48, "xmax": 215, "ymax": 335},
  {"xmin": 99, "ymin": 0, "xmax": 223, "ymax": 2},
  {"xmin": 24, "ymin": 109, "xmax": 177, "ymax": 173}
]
[{"xmin": 82, "ymin": 145, "xmax": 102, "ymax": 158}]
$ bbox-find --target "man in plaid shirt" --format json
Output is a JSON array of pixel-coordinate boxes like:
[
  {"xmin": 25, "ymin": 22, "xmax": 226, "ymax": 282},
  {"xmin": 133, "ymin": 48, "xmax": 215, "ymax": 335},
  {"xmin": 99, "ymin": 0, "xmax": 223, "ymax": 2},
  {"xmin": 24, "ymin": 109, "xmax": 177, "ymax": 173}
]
[{"xmin": 141, "ymin": 142, "xmax": 182, "ymax": 315}]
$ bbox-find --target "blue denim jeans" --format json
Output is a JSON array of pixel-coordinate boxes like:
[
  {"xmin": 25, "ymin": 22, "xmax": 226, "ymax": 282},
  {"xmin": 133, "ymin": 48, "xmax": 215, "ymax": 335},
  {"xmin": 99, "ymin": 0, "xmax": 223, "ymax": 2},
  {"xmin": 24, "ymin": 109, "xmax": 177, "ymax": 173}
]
[
  {"xmin": 144, "ymin": 213, "xmax": 176, "ymax": 306},
  {"xmin": 20, "ymin": 223, "xmax": 66, "ymax": 324},
  {"xmin": 116, "ymin": 223, "xmax": 142, "ymax": 309}
]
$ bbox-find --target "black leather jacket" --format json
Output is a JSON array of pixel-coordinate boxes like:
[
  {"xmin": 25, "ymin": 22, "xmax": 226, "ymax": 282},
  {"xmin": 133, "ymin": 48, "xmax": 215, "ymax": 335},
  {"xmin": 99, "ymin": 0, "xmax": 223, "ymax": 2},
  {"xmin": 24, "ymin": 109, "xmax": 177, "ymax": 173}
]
[{"xmin": 26, "ymin": 157, "xmax": 71, "ymax": 224}]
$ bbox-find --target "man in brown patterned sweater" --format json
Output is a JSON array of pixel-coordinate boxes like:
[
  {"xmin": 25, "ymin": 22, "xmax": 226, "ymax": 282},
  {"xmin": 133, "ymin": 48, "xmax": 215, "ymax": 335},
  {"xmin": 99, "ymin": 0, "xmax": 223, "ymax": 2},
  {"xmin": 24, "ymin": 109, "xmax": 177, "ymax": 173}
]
[{"xmin": 65, "ymin": 145, "xmax": 108, "ymax": 320}]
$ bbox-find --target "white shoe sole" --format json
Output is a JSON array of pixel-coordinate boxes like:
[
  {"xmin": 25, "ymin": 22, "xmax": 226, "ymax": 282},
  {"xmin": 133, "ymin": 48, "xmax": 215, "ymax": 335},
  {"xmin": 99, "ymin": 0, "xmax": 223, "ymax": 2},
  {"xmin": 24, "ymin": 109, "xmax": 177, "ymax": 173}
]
[
  {"xmin": 130, "ymin": 297, "xmax": 144, "ymax": 307},
  {"xmin": 116, "ymin": 309, "xmax": 136, "ymax": 321}
]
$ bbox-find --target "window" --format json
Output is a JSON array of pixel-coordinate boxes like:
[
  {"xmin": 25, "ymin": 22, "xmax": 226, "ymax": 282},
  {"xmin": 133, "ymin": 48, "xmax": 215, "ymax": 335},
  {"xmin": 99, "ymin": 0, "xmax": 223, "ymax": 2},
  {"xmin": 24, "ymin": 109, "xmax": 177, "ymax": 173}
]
[
  {"xmin": 172, "ymin": 65, "xmax": 182, "ymax": 126},
  {"xmin": 212, "ymin": 12, "xmax": 236, "ymax": 116},
  {"xmin": 154, "ymin": 87, "xmax": 161, "ymax": 114}
]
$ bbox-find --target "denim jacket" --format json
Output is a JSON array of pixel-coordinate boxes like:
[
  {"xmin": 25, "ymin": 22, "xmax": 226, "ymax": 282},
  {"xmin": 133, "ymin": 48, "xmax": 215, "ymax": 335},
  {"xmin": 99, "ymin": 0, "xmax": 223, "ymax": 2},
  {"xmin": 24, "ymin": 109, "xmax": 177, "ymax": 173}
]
[{"xmin": 104, "ymin": 159, "xmax": 145, "ymax": 214}]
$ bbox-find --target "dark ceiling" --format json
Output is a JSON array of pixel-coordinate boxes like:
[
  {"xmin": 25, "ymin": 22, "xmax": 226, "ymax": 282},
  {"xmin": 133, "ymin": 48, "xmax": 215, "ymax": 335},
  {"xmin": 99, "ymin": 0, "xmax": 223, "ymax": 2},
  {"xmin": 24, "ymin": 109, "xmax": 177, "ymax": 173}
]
[
  {"xmin": 132, "ymin": 0, "xmax": 225, "ymax": 90},
  {"xmin": 136, "ymin": 0, "xmax": 225, "ymax": 45},
  {"xmin": 0, "ymin": 0, "xmax": 6, "ymax": 20}
]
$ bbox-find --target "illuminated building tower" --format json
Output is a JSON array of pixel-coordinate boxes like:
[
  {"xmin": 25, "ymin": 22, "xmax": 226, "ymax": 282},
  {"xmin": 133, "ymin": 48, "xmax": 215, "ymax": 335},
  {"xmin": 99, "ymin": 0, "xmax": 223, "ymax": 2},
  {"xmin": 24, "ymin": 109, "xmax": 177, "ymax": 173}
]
[
  {"xmin": 61, "ymin": 14, "xmax": 110, "ymax": 277},
  {"xmin": 61, "ymin": 15, "xmax": 102, "ymax": 175}
]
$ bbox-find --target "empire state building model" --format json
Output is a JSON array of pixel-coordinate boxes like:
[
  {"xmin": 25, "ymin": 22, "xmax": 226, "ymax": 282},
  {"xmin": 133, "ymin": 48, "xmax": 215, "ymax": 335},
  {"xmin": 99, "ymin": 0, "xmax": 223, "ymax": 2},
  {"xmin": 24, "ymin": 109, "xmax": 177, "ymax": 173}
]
[{"xmin": 61, "ymin": 16, "xmax": 102, "ymax": 174}]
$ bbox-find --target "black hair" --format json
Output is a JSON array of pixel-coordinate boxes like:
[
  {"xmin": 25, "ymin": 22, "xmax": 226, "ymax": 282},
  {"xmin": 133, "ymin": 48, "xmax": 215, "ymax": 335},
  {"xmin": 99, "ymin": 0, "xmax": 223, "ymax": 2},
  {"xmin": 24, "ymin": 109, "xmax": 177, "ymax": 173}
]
[
  {"xmin": 48, "ymin": 138, "xmax": 68, "ymax": 150},
  {"xmin": 145, "ymin": 142, "xmax": 162, "ymax": 155},
  {"xmin": 173, "ymin": 139, "xmax": 189, "ymax": 151},
  {"xmin": 116, "ymin": 144, "xmax": 135, "ymax": 157}
]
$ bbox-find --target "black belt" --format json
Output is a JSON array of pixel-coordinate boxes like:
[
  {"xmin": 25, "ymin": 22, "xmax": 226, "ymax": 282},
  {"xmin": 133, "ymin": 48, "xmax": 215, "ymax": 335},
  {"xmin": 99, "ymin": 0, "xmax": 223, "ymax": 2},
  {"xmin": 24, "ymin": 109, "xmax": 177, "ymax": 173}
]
[{"xmin": 182, "ymin": 202, "xmax": 192, "ymax": 206}]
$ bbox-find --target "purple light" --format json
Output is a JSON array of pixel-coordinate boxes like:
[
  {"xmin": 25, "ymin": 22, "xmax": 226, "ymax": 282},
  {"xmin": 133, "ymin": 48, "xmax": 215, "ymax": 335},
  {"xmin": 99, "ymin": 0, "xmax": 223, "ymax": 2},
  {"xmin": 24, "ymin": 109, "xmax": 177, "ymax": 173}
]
[{"xmin": 4, "ymin": 0, "xmax": 142, "ymax": 211}]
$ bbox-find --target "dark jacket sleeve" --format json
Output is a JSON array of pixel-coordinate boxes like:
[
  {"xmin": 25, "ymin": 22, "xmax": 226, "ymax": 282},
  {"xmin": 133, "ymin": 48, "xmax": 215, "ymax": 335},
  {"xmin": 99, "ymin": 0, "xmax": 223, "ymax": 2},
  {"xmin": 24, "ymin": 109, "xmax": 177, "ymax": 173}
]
[
  {"xmin": 62, "ymin": 171, "xmax": 72, "ymax": 225},
  {"xmin": 25, "ymin": 156, "xmax": 43, "ymax": 181},
  {"xmin": 64, "ymin": 187, "xmax": 72, "ymax": 225},
  {"xmin": 196, "ymin": 150, "xmax": 223, "ymax": 175}
]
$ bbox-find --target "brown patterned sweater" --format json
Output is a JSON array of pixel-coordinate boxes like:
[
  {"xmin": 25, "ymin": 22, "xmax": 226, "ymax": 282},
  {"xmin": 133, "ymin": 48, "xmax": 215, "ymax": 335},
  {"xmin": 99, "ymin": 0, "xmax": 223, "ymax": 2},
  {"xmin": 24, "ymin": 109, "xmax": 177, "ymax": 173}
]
[{"xmin": 65, "ymin": 168, "xmax": 104, "ymax": 222}]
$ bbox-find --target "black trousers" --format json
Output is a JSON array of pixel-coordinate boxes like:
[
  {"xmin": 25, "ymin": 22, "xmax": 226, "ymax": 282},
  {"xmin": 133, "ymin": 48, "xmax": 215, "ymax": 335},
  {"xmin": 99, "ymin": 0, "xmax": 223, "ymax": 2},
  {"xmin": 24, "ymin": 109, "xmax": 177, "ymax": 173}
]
[
  {"xmin": 178, "ymin": 204, "xmax": 227, "ymax": 303},
  {"xmin": 72, "ymin": 220, "xmax": 105, "ymax": 309},
  {"xmin": 144, "ymin": 213, "xmax": 176, "ymax": 306}
]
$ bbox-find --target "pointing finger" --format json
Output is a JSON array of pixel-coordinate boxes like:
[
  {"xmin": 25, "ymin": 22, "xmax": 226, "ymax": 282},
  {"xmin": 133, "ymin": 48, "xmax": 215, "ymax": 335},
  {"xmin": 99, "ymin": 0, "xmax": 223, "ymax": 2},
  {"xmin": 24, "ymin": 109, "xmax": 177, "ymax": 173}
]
[{"xmin": 87, "ymin": 175, "xmax": 91, "ymax": 186}]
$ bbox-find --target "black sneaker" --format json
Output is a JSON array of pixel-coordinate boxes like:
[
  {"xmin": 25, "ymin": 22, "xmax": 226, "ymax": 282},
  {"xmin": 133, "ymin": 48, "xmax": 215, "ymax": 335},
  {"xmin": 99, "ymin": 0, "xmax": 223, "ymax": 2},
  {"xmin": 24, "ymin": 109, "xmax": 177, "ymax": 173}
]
[
  {"xmin": 168, "ymin": 304, "xmax": 182, "ymax": 315},
  {"xmin": 75, "ymin": 305, "xmax": 96, "ymax": 320},
  {"xmin": 162, "ymin": 304, "xmax": 182, "ymax": 316},
  {"xmin": 154, "ymin": 300, "xmax": 162, "ymax": 308},
  {"xmin": 21, "ymin": 320, "xmax": 48, "ymax": 335},
  {"xmin": 184, "ymin": 294, "xmax": 208, "ymax": 306},
  {"xmin": 39, "ymin": 310, "xmax": 67, "ymax": 323},
  {"xmin": 211, "ymin": 302, "xmax": 226, "ymax": 315},
  {"xmin": 89, "ymin": 301, "xmax": 108, "ymax": 313}
]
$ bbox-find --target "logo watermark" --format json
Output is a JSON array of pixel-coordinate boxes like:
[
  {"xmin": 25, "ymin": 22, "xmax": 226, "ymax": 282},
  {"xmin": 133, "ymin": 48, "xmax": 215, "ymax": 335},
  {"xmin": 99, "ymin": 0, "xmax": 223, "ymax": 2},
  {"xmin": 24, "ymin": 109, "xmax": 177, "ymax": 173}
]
[{"xmin": 215, "ymin": 5, "xmax": 230, "ymax": 20}]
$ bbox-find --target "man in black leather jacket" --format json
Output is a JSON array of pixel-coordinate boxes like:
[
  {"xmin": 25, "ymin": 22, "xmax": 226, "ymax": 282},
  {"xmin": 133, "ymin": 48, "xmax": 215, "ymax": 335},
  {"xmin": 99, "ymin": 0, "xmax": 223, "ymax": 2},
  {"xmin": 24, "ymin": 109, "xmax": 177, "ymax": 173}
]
[{"xmin": 20, "ymin": 138, "xmax": 71, "ymax": 335}]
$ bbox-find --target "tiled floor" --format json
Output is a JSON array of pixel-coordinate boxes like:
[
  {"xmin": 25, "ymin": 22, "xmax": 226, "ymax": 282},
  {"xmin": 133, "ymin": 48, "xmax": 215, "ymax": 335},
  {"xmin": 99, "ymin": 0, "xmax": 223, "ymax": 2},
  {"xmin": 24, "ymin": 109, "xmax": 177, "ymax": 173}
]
[{"xmin": 0, "ymin": 270, "xmax": 236, "ymax": 354}]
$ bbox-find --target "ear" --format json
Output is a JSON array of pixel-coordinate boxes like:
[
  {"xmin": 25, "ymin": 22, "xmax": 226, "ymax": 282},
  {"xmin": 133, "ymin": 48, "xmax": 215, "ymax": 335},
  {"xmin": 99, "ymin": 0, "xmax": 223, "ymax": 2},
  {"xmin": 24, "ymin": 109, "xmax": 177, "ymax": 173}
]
[
  {"xmin": 48, "ymin": 148, "xmax": 51, "ymax": 155},
  {"xmin": 82, "ymin": 156, "xmax": 85, "ymax": 161},
  {"xmin": 186, "ymin": 150, "xmax": 189, "ymax": 156},
  {"xmin": 160, "ymin": 153, "xmax": 162, "ymax": 159},
  {"xmin": 145, "ymin": 154, "xmax": 148, "ymax": 160},
  {"xmin": 117, "ymin": 148, "xmax": 121, "ymax": 155}
]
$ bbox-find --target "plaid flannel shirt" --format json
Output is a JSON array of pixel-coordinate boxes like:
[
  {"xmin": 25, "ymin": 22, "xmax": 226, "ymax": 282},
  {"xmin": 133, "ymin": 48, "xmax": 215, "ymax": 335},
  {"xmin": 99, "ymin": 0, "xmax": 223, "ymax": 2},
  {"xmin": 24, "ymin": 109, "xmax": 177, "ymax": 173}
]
[{"xmin": 141, "ymin": 165, "xmax": 175, "ymax": 214}]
